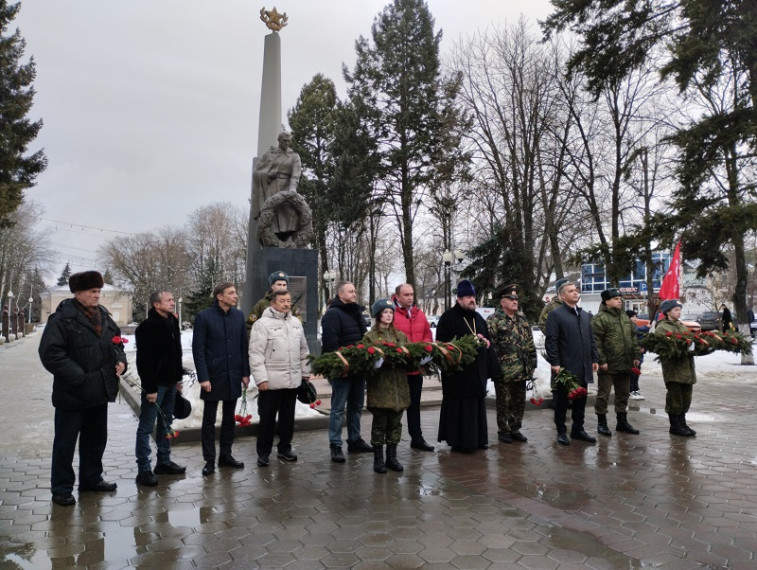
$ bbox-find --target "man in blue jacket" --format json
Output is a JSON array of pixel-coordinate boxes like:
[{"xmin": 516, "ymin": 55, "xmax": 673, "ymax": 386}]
[
  {"xmin": 545, "ymin": 281, "xmax": 599, "ymax": 446},
  {"xmin": 39, "ymin": 271, "xmax": 127, "ymax": 506},
  {"xmin": 192, "ymin": 282, "xmax": 250, "ymax": 475},
  {"xmin": 321, "ymin": 281, "xmax": 373, "ymax": 462}
]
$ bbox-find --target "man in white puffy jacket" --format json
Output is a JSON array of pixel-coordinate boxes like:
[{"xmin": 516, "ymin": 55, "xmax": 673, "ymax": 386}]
[{"xmin": 249, "ymin": 289, "xmax": 311, "ymax": 467}]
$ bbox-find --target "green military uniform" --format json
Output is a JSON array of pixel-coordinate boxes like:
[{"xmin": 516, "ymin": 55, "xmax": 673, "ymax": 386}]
[
  {"xmin": 487, "ymin": 305, "xmax": 537, "ymax": 440},
  {"xmin": 655, "ymin": 318, "xmax": 696, "ymax": 415},
  {"xmin": 591, "ymin": 303, "xmax": 641, "ymax": 414},
  {"xmin": 538, "ymin": 297, "xmax": 562, "ymax": 334}
]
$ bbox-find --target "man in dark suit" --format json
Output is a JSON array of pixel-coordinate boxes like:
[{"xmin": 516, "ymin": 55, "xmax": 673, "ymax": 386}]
[{"xmin": 545, "ymin": 281, "xmax": 599, "ymax": 446}]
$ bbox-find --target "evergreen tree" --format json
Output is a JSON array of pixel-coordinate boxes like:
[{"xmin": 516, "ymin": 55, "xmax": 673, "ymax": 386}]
[
  {"xmin": 344, "ymin": 0, "xmax": 466, "ymax": 289},
  {"xmin": 184, "ymin": 259, "xmax": 217, "ymax": 322},
  {"xmin": 0, "ymin": 1, "xmax": 47, "ymax": 228},
  {"xmin": 102, "ymin": 268, "xmax": 113, "ymax": 284},
  {"xmin": 56, "ymin": 262, "xmax": 71, "ymax": 287}
]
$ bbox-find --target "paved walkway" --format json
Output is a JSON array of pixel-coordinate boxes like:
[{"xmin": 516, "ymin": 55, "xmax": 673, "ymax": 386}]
[{"xmin": 1, "ymin": 334, "xmax": 757, "ymax": 568}]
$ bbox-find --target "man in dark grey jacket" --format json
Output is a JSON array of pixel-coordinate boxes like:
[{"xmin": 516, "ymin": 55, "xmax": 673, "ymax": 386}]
[
  {"xmin": 545, "ymin": 281, "xmax": 599, "ymax": 446},
  {"xmin": 39, "ymin": 271, "xmax": 127, "ymax": 506}
]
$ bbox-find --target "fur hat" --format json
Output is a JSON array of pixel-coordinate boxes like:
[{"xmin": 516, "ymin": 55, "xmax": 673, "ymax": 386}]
[
  {"xmin": 268, "ymin": 271, "xmax": 289, "ymax": 286},
  {"xmin": 172, "ymin": 394, "xmax": 192, "ymax": 420},
  {"xmin": 499, "ymin": 284, "xmax": 518, "ymax": 300},
  {"xmin": 456, "ymin": 280, "xmax": 476, "ymax": 298},
  {"xmin": 601, "ymin": 288, "xmax": 622, "ymax": 303},
  {"xmin": 69, "ymin": 271, "xmax": 104, "ymax": 293},
  {"xmin": 371, "ymin": 298, "xmax": 395, "ymax": 318},
  {"xmin": 659, "ymin": 299, "xmax": 682, "ymax": 315}
]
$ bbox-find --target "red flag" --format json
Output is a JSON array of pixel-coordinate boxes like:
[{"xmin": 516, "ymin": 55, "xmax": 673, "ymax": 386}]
[{"xmin": 658, "ymin": 241, "xmax": 681, "ymax": 300}]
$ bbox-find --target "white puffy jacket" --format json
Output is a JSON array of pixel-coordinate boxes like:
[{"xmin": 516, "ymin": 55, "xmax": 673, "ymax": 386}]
[{"xmin": 249, "ymin": 307, "xmax": 310, "ymax": 390}]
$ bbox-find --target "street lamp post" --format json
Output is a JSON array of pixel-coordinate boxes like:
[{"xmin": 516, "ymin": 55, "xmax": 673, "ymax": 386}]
[
  {"xmin": 28, "ymin": 297, "xmax": 33, "ymax": 324},
  {"xmin": 6, "ymin": 290, "xmax": 14, "ymax": 339},
  {"xmin": 178, "ymin": 297, "xmax": 183, "ymax": 329},
  {"xmin": 323, "ymin": 270, "xmax": 337, "ymax": 307},
  {"xmin": 442, "ymin": 250, "xmax": 453, "ymax": 311}
]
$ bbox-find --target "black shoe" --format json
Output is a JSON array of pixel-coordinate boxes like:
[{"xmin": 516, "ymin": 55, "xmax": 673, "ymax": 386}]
[
  {"xmin": 218, "ymin": 455, "xmax": 244, "ymax": 468},
  {"xmin": 511, "ymin": 432, "xmax": 528, "ymax": 443},
  {"xmin": 79, "ymin": 480, "xmax": 117, "ymax": 492},
  {"xmin": 410, "ymin": 438, "xmax": 435, "ymax": 451},
  {"xmin": 202, "ymin": 461, "xmax": 215, "ymax": 476},
  {"xmin": 52, "ymin": 493, "xmax": 76, "ymax": 506},
  {"xmin": 153, "ymin": 461, "xmax": 186, "ymax": 475},
  {"xmin": 597, "ymin": 424, "xmax": 613, "ymax": 437},
  {"xmin": 136, "ymin": 470, "xmax": 158, "ymax": 487},
  {"xmin": 347, "ymin": 439, "xmax": 374, "ymax": 453},
  {"xmin": 498, "ymin": 433, "xmax": 513, "ymax": 443},
  {"xmin": 277, "ymin": 450, "xmax": 298, "ymax": 462},
  {"xmin": 570, "ymin": 429, "xmax": 597, "ymax": 443},
  {"xmin": 557, "ymin": 433, "xmax": 570, "ymax": 446},
  {"xmin": 257, "ymin": 455, "xmax": 269, "ymax": 467},
  {"xmin": 330, "ymin": 445, "xmax": 346, "ymax": 463}
]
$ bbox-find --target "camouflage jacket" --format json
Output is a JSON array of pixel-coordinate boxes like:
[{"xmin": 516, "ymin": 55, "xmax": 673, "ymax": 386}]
[
  {"xmin": 655, "ymin": 318, "xmax": 697, "ymax": 385},
  {"xmin": 538, "ymin": 298, "xmax": 562, "ymax": 334},
  {"xmin": 591, "ymin": 305, "xmax": 642, "ymax": 375},
  {"xmin": 487, "ymin": 309, "xmax": 537, "ymax": 383}
]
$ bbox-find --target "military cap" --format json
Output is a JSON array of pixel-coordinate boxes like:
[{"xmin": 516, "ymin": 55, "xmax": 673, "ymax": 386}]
[
  {"xmin": 268, "ymin": 271, "xmax": 289, "ymax": 286},
  {"xmin": 499, "ymin": 284, "xmax": 519, "ymax": 300}
]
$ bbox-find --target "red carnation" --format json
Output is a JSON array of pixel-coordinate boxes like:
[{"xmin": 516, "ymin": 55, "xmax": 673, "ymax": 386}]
[
  {"xmin": 357, "ymin": 344, "xmax": 365, "ymax": 349},
  {"xmin": 424, "ymin": 344, "xmax": 433, "ymax": 352},
  {"xmin": 396, "ymin": 348, "xmax": 403, "ymax": 353},
  {"xmin": 367, "ymin": 347, "xmax": 376, "ymax": 354},
  {"xmin": 665, "ymin": 332, "xmax": 673, "ymax": 337},
  {"xmin": 112, "ymin": 336, "xmax": 128, "ymax": 344}
]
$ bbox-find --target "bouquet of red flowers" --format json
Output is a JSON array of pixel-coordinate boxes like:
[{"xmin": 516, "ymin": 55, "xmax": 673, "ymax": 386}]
[
  {"xmin": 554, "ymin": 368, "xmax": 587, "ymax": 401},
  {"xmin": 642, "ymin": 329, "xmax": 752, "ymax": 359},
  {"xmin": 234, "ymin": 389, "xmax": 253, "ymax": 427}
]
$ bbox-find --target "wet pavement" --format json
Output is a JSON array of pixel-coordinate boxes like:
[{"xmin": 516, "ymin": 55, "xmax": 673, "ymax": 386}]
[{"xmin": 2, "ymin": 333, "xmax": 757, "ymax": 569}]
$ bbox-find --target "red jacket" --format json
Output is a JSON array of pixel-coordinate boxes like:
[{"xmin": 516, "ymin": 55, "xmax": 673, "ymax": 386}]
[{"xmin": 393, "ymin": 299, "xmax": 432, "ymax": 345}]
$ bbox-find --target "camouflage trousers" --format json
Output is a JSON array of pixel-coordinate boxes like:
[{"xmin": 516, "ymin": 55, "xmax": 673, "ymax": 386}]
[
  {"xmin": 664, "ymin": 383, "xmax": 693, "ymax": 415},
  {"xmin": 493, "ymin": 379, "xmax": 526, "ymax": 435},
  {"xmin": 368, "ymin": 408, "xmax": 404, "ymax": 446},
  {"xmin": 594, "ymin": 372, "xmax": 631, "ymax": 415}
]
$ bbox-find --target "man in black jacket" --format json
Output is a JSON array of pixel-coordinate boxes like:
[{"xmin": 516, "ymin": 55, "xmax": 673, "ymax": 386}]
[
  {"xmin": 321, "ymin": 281, "xmax": 373, "ymax": 462},
  {"xmin": 545, "ymin": 281, "xmax": 599, "ymax": 446},
  {"xmin": 134, "ymin": 291, "xmax": 186, "ymax": 487},
  {"xmin": 39, "ymin": 271, "xmax": 127, "ymax": 506}
]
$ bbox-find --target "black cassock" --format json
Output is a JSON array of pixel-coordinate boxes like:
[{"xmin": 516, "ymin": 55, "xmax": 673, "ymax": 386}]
[{"xmin": 436, "ymin": 303, "xmax": 497, "ymax": 451}]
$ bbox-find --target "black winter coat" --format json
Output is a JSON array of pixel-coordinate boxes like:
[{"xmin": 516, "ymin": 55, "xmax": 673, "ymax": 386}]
[
  {"xmin": 135, "ymin": 308, "xmax": 183, "ymax": 394},
  {"xmin": 321, "ymin": 297, "xmax": 367, "ymax": 353},
  {"xmin": 545, "ymin": 303, "xmax": 598, "ymax": 385},
  {"xmin": 436, "ymin": 303, "xmax": 496, "ymax": 399},
  {"xmin": 192, "ymin": 302, "xmax": 250, "ymax": 401},
  {"xmin": 39, "ymin": 299, "xmax": 127, "ymax": 410}
]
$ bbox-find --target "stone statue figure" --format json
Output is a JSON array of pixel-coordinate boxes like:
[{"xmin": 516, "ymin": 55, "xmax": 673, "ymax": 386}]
[{"xmin": 253, "ymin": 132, "xmax": 313, "ymax": 248}]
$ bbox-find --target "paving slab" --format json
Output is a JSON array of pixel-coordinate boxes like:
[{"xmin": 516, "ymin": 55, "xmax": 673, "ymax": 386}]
[{"xmin": 1, "ymin": 333, "xmax": 756, "ymax": 568}]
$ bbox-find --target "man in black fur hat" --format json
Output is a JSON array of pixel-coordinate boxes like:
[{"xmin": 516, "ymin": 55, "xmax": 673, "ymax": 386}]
[{"xmin": 39, "ymin": 271, "xmax": 127, "ymax": 506}]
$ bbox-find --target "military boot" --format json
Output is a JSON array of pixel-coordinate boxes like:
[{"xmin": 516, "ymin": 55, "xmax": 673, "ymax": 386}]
[
  {"xmin": 596, "ymin": 413, "xmax": 612, "ymax": 437},
  {"xmin": 385, "ymin": 444, "xmax": 403, "ymax": 472},
  {"xmin": 373, "ymin": 446, "xmax": 387, "ymax": 474},
  {"xmin": 615, "ymin": 412, "xmax": 639, "ymax": 434},
  {"xmin": 669, "ymin": 414, "xmax": 694, "ymax": 436},
  {"xmin": 681, "ymin": 414, "xmax": 696, "ymax": 436}
]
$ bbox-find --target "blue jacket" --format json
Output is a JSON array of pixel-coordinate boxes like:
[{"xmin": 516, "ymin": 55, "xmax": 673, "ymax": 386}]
[
  {"xmin": 192, "ymin": 302, "xmax": 250, "ymax": 401},
  {"xmin": 545, "ymin": 303, "xmax": 598, "ymax": 385}
]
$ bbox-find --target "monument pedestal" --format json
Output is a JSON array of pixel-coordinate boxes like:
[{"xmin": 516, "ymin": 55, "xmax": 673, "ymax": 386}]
[{"xmin": 250, "ymin": 247, "xmax": 320, "ymax": 354}]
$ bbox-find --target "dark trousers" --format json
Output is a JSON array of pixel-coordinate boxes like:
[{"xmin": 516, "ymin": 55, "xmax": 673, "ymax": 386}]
[
  {"xmin": 594, "ymin": 373, "xmax": 631, "ymax": 414},
  {"xmin": 553, "ymin": 385, "xmax": 588, "ymax": 434},
  {"xmin": 405, "ymin": 374, "xmax": 424, "ymax": 439},
  {"xmin": 256, "ymin": 388, "xmax": 297, "ymax": 456},
  {"xmin": 665, "ymin": 383, "xmax": 693, "ymax": 415},
  {"xmin": 51, "ymin": 404, "xmax": 108, "ymax": 494},
  {"xmin": 369, "ymin": 408, "xmax": 404, "ymax": 446},
  {"xmin": 201, "ymin": 399, "xmax": 237, "ymax": 462}
]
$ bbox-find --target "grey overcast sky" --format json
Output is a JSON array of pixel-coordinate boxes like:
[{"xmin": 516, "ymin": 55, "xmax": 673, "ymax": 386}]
[{"xmin": 14, "ymin": 0, "xmax": 552, "ymax": 276}]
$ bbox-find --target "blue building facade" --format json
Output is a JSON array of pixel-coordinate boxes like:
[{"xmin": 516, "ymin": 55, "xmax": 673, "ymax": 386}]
[{"xmin": 580, "ymin": 253, "xmax": 672, "ymax": 295}]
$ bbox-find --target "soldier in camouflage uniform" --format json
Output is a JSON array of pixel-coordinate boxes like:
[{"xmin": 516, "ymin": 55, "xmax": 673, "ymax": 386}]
[
  {"xmin": 591, "ymin": 288, "xmax": 642, "ymax": 437},
  {"xmin": 246, "ymin": 271, "xmax": 301, "ymax": 333},
  {"xmin": 538, "ymin": 278, "xmax": 567, "ymax": 334},
  {"xmin": 487, "ymin": 285, "xmax": 537, "ymax": 443}
]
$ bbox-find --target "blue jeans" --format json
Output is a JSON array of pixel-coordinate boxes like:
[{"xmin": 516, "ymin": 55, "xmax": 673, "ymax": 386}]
[
  {"xmin": 135, "ymin": 385, "xmax": 176, "ymax": 472},
  {"xmin": 328, "ymin": 375, "xmax": 366, "ymax": 446}
]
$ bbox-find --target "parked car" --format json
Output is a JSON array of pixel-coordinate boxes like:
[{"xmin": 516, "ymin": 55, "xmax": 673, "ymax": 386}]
[{"xmin": 694, "ymin": 311, "xmax": 721, "ymax": 331}]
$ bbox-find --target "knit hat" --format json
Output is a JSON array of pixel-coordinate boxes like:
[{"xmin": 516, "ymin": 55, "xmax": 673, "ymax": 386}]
[
  {"xmin": 371, "ymin": 298, "xmax": 395, "ymax": 318},
  {"xmin": 456, "ymin": 280, "xmax": 476, "ymax": 298},
  {"xmin": 625, "ymin": 309, "xmax": 638, "ymax": 318},
  {"xmin": 659, "ymin": 299, "xmax": 682, "ymax": 314},
  {"xmin": 69, "ymin": 271, "xmax": 104, "ymax": 293},
  {"xmin": 269, "ymin": 271, "xmax": 289, "ymax": 286},
  {"xmin": 601, "ymin": 288, "xmax": 622, "ymax": 303}
]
